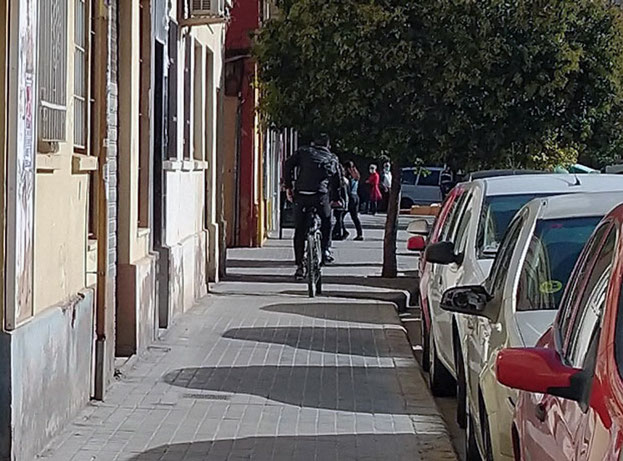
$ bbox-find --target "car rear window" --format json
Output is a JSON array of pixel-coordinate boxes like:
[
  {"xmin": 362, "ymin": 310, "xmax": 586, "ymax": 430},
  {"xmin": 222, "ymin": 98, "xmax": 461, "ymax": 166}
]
[
  {"xmin": 517, "ymin": 217, "xmax": 602, "ymax": 311},
  {"xmin": 478, "ymin": 194, "xmax": 546, "ymax": 257}
]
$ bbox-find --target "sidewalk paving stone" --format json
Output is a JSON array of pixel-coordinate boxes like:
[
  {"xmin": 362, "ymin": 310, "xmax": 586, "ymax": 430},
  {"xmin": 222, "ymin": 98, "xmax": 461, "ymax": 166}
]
[{"xmin": 36, "ymin": 217, "xmax": 456, "ymax": 461}]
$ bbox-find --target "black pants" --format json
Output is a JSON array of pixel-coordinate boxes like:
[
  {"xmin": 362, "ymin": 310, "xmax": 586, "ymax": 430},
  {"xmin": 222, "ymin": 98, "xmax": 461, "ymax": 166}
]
[
  {"xmin": 293, "ymin": 193, "xmax": 332, "ymax": 266},
  {"xmin": 369, "ymin": 200, "xmax": 378, "ymax": 215},
  {"xmin": 348, "ymin": 195, "xmax": 363, "ymax": 237},
  {"xmin": 332, "ymin": 209, "xmax": 346, "ymax": 240}
]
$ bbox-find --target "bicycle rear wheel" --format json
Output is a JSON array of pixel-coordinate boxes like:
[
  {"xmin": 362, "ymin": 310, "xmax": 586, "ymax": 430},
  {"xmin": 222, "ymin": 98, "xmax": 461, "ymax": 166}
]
[
  {"xmin": 314, "ymin": 232, "xmax": 323, "ymax": 295},
  {"xmin": 306, "ymin": 234, "xmax": 317, "ymax": 297}
]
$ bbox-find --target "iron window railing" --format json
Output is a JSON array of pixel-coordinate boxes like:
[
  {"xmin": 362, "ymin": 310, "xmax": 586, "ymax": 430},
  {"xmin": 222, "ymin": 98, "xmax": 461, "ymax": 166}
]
[{"xmin": 38, "ymin": 0, "xmax": 68, "ymax": 142}]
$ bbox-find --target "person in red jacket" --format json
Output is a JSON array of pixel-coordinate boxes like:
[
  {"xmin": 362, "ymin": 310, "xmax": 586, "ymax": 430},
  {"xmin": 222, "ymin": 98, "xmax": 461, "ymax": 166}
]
[{"xmin": 366, "ymin": 164, "xmax": 382, "ymax": 215}]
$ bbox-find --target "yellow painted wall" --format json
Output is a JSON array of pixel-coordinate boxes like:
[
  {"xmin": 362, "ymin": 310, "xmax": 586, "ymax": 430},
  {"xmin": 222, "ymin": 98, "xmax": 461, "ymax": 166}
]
[
  {"xmin": 118, "ymin": 0, "xmax": 148, "ymax": 265},
  {"xmin": 33, "ymin": 0, "xmax": 91, "ymax": 313}
]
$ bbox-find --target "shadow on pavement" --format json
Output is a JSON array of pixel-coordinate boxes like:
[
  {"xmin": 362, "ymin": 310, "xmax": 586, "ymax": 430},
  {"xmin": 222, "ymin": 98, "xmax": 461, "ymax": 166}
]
[
  {"xmin": 227, "ymin": 259, "xmax": 294, "ymax": 269},
  {"xmin": 279, "ymin": 290, "xmax": 411, "ymax": 311},
  {"xmin": 223, "ymin": 327, "xmax": 408, "ymax": 357},
  {"xmin": 162, "ymin": 366, "xmax": 414, "ymax": 414},
  {"xmin": 126, "ymin": 433, "xmax": 445, "ymax": 461},
  {"xmin": 260, "ymin": 302, "xmax": 399, "ymax": 324}
]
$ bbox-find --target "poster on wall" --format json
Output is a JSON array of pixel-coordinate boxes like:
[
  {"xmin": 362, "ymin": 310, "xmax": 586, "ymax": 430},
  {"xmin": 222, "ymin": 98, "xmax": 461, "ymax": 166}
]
[{"xmin": 6, "ymin": 0, "xmax": 37, "ymax": 329}]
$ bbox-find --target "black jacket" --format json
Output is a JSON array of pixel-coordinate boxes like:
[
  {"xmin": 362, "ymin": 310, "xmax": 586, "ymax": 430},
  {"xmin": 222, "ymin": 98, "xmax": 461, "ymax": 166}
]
[{"xmin": 284, "ymin": 146, "xmax": 342, "ymax": 200}]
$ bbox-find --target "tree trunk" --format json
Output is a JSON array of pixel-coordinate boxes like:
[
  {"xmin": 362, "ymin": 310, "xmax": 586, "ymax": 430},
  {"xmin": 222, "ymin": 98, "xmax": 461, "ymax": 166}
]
[{"xmin": 382, "ymin": 164, "xmax": 402, "ymax": 278}]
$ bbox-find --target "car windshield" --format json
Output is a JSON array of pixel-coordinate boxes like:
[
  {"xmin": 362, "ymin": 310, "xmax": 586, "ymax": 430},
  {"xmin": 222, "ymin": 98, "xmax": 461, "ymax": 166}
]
[
  {"xmin": 478, "ymin": 194, "xmax": 545, "ymax": 257},
  {"xmin": 516, "ymin": 216, "xmax": 602, "ymax": 311}
]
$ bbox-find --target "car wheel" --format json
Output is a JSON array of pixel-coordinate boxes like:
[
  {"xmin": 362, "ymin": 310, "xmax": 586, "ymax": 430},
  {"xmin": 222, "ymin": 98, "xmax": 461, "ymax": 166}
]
[
  {"xmin": 428, "ymin": 329, "xmax": 455, "ymax": 396},
  {"xmin": 421, "ymin": 315, "xmax": 430, "ymax": 372},
  {"xmin": 454, "ymin": 338, "xmax": 467, "ymax": 429},
  {"xmin": 466, "ymin": 408, "xmax": 483, "ymax": 461}
]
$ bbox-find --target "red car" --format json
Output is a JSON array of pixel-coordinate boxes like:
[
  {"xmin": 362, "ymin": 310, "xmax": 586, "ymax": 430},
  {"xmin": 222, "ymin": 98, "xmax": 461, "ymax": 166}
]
[
  {"xmin": 496, "ymin": 202, "xmax": 623, "ymax": 461},
  {"xmin": 413, "ymin": 185, "xmax": 464, "ymax": 372}
]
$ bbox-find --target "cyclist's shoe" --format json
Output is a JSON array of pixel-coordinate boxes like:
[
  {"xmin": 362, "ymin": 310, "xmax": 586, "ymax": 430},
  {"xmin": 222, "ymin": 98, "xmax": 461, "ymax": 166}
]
[
  {"xmin": 294, "ymin": 266, "xmax": 305, "ymax": 281},
  {"xmin": 323, "ymin": 251, "xmax": 335, "ymax": 265}
]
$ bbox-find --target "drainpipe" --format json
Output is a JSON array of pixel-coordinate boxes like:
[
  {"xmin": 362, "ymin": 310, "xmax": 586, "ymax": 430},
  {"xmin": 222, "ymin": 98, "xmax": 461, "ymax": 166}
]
[{"xmin": 93, "ymin": 0, "xmax": 112, "ymax": 401}]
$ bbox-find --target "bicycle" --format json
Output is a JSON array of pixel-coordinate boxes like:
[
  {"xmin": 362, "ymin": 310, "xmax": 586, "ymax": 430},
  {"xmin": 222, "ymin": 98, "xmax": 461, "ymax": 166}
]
[{"xmin": 303, "ymin": 206, "xmax": 323, "ymax": 298}]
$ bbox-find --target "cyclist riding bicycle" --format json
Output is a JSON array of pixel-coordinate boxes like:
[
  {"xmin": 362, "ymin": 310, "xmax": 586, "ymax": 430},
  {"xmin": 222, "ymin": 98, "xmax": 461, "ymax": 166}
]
[{"xmin": 284, "ymin": 133, "xmax": 343, "ymax": 281}]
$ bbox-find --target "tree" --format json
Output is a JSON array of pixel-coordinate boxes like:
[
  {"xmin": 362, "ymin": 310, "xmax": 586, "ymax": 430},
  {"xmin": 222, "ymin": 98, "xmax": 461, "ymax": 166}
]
[{"xmin": 255, "ymin": 0, "xmax": 623, "ymax": 277}]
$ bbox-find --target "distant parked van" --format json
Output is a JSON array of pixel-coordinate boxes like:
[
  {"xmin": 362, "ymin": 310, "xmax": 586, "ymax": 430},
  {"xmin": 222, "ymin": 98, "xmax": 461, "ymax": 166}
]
[{"xmin": 401, "ymin": 167, "xmax": 444, "ymax": 208}]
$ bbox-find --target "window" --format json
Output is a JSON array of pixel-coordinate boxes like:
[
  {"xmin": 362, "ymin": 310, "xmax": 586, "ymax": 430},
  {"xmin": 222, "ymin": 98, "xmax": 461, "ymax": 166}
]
[
  {"xmin": 74, "ymin": 0, "xmax": 91, "ymax": 150},
  {"xmin": 183, "ymin": 34, "xmax": 192, "ymax": 160},
  {"xmin": 487, "ymin": 214, "xmax": 525, "ymax": 295},
  {"xmin": 193, "ymin": 41, "xmax": 205, "ymax": 161},
  {"xmin": 516, "ymin": 217, "xmax": 602, "ymax": 312},
  {"xmin": 417, "ymin": 169, "xmax": 441, "ymax": 187},
  {"xmin": 430, "ymin": 189, "xmax": 462, "ymax": 243},
  {"xmin": 204, "ymin": 49, "xmax": 215, "ymax": 163},
  {"xmin": 138, "ymin": 0, "xmax": 150, "ymax": 227},
  {"xmin": 401, "ymin": 169, "xmax": 416, "ymax": 185},
  {"xmin": 564, "ymin": 228, "xmax": 616, "ymax": 368},
  {"xmin": 557, "ymin": 223, "xmax": 611, "ymax": 343},
  {"xmin": 453, "ymin": 195, "xmax": 473, "ymax": 255},
  {"xmin": 440, "ymin": 191, "xmax": 471, "ymax": 241},
  {"xmin": 167, "ymin": 22, "xmax": 179, "ymax": 158},
  {"xmin": 477, "ymin": 194, "xmax": 548, "ymax": 258},
  {"xmin": 38, "ymin": 0, "xmax": 69, "ymax": 142}
]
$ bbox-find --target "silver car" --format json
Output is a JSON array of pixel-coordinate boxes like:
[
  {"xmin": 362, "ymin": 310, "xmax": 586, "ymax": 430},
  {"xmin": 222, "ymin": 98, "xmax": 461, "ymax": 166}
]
[
  {"xmin": 440, "ymin": 191, "xmax": 623, "ymax": 460},
  {"xmin": 400, "ymin": 167, "xmax": 444, "ymax": 207}
]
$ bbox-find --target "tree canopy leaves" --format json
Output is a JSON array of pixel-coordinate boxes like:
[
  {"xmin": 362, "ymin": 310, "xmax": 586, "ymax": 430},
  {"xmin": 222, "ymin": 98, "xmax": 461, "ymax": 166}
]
[{"xmin": 254, "ymin": 0, "xmax": 623, "ymax": 170}]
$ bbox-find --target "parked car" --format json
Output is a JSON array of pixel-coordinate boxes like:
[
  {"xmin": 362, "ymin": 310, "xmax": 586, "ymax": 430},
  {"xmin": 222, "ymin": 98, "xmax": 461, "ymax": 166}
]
[
  {"xmin": 464, "ymin": 169, "xmax": 544, "ymax": 181},
  {"xmin": 401, "ymin": 166, "xmax": 444, "ymax": 208},
  {"xmin": 421, "ymin": 174, "xmax": 623, "ymax": 415},
  {"xmin": 440, "ymin": 191, "xmax": 623, "ymax": 461},
  {"xmin": 496, "ymin": 201, "xmax": 623, "ymax": 461},
  {"xmin": 412, "ymin": 184, "xmax": 463, "ymax": 371}
]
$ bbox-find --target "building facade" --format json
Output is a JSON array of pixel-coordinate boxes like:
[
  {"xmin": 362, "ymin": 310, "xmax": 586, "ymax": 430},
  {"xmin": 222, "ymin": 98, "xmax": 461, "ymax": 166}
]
[
  {"xmin": 0, "ymin": 0, "xmax": 228, "ymax": 458},
  {"xmin": 223, "ymin": 0, "xmax": 284, "ymax": 249}
]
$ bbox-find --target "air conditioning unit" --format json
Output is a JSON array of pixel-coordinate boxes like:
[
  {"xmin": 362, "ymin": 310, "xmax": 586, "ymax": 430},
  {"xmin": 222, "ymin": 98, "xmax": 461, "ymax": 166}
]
[{"xmin": 190, "ymin": 0, "xmax": 225, "ymax": 16}]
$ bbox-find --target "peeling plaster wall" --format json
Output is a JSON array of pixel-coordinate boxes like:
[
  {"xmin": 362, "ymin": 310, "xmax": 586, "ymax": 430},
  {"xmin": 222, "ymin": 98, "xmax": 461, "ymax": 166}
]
[
  {"xmin": 167, "ymin": 231, "xmax": 207, "ymax": 321},
  {"xmin": 0, "ymin": 290, "xmax": 94, "ymax": 461}
]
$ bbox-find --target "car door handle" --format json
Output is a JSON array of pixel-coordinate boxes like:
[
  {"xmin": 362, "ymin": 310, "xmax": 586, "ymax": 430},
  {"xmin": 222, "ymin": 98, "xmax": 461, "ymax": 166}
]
[{"xmin": 535, "ymin": 403, "xmax": 547, "ymax": 422}]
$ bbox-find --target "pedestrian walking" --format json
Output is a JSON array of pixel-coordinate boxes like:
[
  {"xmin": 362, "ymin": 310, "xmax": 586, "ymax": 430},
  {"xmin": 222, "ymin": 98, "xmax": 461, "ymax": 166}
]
[
  {"xmin": 345, "ymin": 161, "xmax": 363, "ymax": 240},
  {"xmin": 332, "ymin": 164, "xmax": 350, "ymax": 241},
  {"xmin": 366, "ymin": 164, "xmax": 382, "ymax": 215},
  {"xmin": 380, "ymin": 161, "xmax": 392, "ymax": 211}
]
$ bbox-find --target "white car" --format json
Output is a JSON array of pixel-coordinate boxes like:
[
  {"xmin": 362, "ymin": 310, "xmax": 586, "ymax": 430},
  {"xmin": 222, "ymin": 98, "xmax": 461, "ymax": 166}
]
[
  {"xmin": 422, "ymin": 174, "xmax": 623, "ymax": 430},
  {"xmin": 440, "ymin": 191, "xmax": 623, "ymax": 460}
]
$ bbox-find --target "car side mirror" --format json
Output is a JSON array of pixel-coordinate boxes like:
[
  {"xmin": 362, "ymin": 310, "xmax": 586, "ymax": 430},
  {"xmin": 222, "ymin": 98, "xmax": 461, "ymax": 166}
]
[
  {"xmin": 440, "ymin": 285, "xmax": 493, "ymax": 317},
  {"xmin": 425, "ymin": 241, "xmax": 461, "ymax": 265},
  {"xmin": 407, "ymin": 236, "xmax": 427, "ymax": 252},
  {"xmin": 407, "ymin": 219, "xmax": 430, "ymax": 236},
  {"xmin": 496, "ymin": 348, "xmax": 587, "ymax": 403}
]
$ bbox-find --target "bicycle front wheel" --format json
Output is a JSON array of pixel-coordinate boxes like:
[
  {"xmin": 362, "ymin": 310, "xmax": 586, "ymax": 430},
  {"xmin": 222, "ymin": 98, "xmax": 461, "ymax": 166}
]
[{"xmin": 306, "ymin": 234, "xmax": 317, "ymax": 298}]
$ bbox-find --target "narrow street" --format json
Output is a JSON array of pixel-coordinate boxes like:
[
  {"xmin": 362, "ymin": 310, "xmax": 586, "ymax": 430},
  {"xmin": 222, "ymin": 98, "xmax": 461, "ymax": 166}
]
[{"xmin": 36, "ymin": 217, "xmax": 456, "ymax": 461}]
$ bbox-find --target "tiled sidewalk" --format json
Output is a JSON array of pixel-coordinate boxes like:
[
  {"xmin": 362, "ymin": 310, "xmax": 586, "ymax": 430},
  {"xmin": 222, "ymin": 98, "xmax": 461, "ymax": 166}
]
[{"xmin": 37, "ymin": 218, "xmax": 456, "ymax": 461}]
